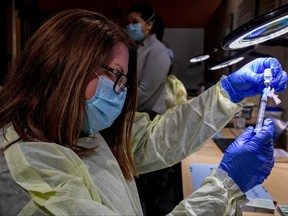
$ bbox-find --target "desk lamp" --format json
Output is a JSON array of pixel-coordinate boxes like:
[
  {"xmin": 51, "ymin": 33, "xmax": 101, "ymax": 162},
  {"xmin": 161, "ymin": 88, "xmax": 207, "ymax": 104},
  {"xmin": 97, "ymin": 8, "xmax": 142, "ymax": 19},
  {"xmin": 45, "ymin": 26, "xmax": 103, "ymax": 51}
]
[
  {"xmin": 189, "ymin": 4, "xmax": 288, "ymax": 70},
  {"xmin": 221, "ymin": 4, "xmax": 288, "ymax": 50}
]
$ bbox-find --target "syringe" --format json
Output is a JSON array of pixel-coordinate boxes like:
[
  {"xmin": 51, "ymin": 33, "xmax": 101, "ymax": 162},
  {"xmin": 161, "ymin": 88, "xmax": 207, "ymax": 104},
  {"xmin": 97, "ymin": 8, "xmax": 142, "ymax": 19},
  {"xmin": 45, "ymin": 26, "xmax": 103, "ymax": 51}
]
[{"xmin": 254, "ymin": 68, "xmax": 272, "ymax": 133}]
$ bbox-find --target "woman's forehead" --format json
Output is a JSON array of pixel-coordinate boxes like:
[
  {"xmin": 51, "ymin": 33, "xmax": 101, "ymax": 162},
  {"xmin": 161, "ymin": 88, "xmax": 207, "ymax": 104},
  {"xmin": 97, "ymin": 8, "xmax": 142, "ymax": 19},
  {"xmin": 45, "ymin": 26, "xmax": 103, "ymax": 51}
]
[
  {"xmin": 109, "ymin": 43, "xmax": 129, "ymax": 73},
  {"xmin": 127, "ymin": 12, "xmax": 143, "ymax": 22}
]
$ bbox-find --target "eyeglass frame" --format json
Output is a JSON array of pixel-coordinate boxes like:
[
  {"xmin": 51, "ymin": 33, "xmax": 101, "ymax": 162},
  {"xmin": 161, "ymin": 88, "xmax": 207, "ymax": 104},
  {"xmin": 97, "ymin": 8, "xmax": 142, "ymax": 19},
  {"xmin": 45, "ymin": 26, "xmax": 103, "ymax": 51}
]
[{"xmin": 99, "ymin": 63, "xmax": 128, "ymax": 94}]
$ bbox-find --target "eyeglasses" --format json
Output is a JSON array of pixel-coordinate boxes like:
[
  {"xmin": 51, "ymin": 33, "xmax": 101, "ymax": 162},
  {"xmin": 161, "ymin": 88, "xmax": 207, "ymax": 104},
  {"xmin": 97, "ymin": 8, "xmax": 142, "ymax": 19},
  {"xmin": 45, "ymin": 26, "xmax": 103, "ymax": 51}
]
[{"xmin": 99, "ymin": 63, "xmax": 128, "ymax": 94}]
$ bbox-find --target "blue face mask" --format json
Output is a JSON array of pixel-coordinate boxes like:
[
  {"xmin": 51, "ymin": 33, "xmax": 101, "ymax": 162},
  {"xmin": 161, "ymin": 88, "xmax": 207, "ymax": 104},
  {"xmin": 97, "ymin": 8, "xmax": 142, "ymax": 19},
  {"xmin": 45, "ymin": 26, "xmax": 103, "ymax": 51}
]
[
  {"xmin": 83, "ymin": 76, "xmax": 127, "ymax": 135},
  {"xmin": 126, "ymin": 23, "xmax": 145, "ymax": 42}
]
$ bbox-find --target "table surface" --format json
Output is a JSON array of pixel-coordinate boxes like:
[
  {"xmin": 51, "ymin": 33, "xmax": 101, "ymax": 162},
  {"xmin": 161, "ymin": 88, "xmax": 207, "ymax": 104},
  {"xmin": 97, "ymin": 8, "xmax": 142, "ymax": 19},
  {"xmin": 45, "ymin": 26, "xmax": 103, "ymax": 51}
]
[{"xmin": 181, "ymin": 128, "xmax": 288, "ymax": 216}]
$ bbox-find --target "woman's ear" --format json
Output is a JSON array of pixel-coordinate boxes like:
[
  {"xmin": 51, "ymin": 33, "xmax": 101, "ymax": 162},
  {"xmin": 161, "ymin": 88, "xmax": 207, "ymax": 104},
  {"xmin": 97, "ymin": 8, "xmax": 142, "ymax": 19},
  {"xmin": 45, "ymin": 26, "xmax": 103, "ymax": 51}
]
[{"xmin": 146, "ymin": 21, "xmax": 154, "ymax": 31}]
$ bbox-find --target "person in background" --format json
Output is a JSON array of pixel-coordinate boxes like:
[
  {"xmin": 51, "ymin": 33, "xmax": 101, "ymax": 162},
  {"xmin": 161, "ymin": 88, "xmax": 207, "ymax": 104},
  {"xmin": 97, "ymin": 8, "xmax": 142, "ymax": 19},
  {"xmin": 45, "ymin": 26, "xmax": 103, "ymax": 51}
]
[
  {"xmin": 126, "ymin": 4, "xmax": 186, "ymax": 215},
  {"xmin": 0, "ymin": 9, "xmax": 287, "ymax": 216},
  {"xmin": 126, "ymin": 1, "xmax": 171, "ymax": 116}
]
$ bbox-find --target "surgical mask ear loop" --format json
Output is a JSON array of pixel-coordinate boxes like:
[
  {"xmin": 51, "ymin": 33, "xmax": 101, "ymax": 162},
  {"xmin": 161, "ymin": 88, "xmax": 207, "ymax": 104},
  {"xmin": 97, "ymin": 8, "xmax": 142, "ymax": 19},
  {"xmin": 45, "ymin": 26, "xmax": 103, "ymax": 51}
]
[
  {"xmin": 145, "ymin": 13, "xmax": 155, "ymax": 23},
  {"xmin": 94, "ymin": 71, "xmax": 100, "ymax": 78}
]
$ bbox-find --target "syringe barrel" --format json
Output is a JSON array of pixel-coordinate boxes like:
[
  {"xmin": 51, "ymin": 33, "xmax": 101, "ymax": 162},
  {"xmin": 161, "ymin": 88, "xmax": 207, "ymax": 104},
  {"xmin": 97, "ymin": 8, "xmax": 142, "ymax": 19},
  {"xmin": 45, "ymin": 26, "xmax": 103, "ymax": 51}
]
[
  {"xmin": 255, "ymin": 69, "xmax": 272, "ymax": 133},
  {"xmin": 254, "ymin": 90, "xmax": 268, "ymax": 133}
]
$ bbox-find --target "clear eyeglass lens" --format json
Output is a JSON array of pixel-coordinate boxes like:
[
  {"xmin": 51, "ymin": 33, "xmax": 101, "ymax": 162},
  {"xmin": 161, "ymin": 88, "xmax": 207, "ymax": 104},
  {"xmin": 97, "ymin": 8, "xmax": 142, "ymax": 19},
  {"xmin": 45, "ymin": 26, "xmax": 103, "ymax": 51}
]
[
  {"xmin": 114, "ymin": 84, "xmax": 124, "ymax": 94},
  {"xmin": 118, "ymin": 76, "xmax": 127, "ymax": 88},
  {"xmin": 114, "ymin": 77, "xmax": 127, "ymax": 94}
]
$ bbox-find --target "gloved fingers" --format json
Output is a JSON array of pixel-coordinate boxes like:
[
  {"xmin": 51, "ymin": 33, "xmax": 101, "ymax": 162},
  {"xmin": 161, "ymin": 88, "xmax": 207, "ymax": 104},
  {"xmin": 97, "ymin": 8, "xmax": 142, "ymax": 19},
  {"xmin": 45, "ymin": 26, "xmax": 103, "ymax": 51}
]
[
  {"xmin": 266, "ymin": 142, "xmax": 275, "ymax": 157},
  {"xmin": 252, "ymin": 73, "xmax": 266, "ymax": 92},
  {"xmin": 261, "ymin": 159, "xmax": 275, "ymax": 178},
  {"xmin": 238, "ymin": 126, "xmax": 255, "ymax": 140},
  {"xmin": 246, "ymin": 175, "xmax": 262, "ymax": 189},
  {"xmin": 252, "ymin": 136, "xmax": 273, "ymax": 152},
  {"xmin": 243, "ymin": 57, "xmax": 280, "ymax": 75},
  {"xmin": 263, "ymin": 57, "xmax": 286, "ymax": 90},
  {"xmin": 247, "ymin": 57, "xmax": 277, "ymax": 74},
  {"xmin": 261, "ymin": 118, "xmax": 274, "ymax": 138},
  {"xmin": 265, "ymin": 157, "xmax": 275, "ymax": 171},
  {"xmin": 244, "ymin": 58, "xmax": 266, "ymax": 72},
  {"xmin": 270, "ymin": 156, "xmax": 275, "ymax": 169},
  {"xmin": 252, "ymin": 71, "xmax": 264, "ymax": 81},
  {"xmin": 272, "ymin": 70, "xmax": 288, "ymax": 92},
  {"xmin": 252, "ymin": 144, "xmax": 274, "ymax": 159},
  {"xmin": 258, "ymin": 176, "xmax": 266, "ymax": 185},
  {"xmin": 252, "ymin": 119, "xmax": 274, "ymax": 147},
  {"xmin": 263, "ymin": 57, "xmax": 282, "ymax": 70},
  {"xmin": 233, "ymin": 68, "xmax": 264, "ymax": 88},
  {"xmin": 258, "ymin": 151, "xmax": 274, "ymax": 163},
  {"xmin": 252, "ymin": 171, "xmax": 270, "ymax": 185},
  {"xmin": 258, "ymin": 169, "xmax": 272, "ymax": 181},
  {"xmin": 262, "ymin": 167, "xmax": 273, "ymax": 177},
  {"xmin": 255, "ymin": 154, "xmax": 275, "ymax": 172},
  {"xmin": 230, "ymin": 126, "xmax": 254, "ymax": 148},
  {"xmin": 221, "ymin": 58, "xmax": 276, "ymax": 103},
  {"xmin": 258, "ymin": 159, "xmax": 274, "ymax": 181}
]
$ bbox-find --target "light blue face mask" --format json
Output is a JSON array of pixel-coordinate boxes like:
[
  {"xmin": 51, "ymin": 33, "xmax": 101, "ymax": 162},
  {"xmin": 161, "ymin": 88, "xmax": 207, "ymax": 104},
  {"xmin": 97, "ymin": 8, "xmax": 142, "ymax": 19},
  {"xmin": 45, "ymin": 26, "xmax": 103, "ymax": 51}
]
[
  {"xmin": 126, "ymin": 23, "xmax": 145, "ymax": 42},
  {"xmin": 83, "ymin": 76, "xmax": 127, "ymax": 135}
]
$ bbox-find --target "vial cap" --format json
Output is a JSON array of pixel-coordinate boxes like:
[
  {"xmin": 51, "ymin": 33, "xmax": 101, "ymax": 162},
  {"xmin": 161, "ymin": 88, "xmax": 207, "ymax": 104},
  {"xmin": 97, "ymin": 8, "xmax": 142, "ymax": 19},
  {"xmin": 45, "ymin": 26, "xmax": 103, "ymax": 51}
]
[{"xmin": 264, "ymin": 68, "xmax": 272, "ymax": 85}]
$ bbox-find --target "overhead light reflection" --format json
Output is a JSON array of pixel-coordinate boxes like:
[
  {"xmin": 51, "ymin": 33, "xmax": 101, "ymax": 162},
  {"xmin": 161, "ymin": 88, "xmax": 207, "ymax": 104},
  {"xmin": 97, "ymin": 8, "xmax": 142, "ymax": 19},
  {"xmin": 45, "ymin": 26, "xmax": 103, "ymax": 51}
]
[
  {"xmin": 189, "ymin": 54, "xmax": 210, "ymax": 63},
  {"xmin": 189, "ymin": 48, "xmax": 219, "ymax": 63},
  {"xmin": 207, "ymin": 47, "xmax": 253, "ymax": 70},
  {"xmin": 208, "ymin": 56, "xmax": 245, "ymax": 71}
]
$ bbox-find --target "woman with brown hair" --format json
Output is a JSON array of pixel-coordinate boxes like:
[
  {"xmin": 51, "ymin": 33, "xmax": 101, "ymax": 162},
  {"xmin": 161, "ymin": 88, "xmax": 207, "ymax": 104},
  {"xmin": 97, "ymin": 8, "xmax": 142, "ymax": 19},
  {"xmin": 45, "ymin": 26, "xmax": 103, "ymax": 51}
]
[
  {"xmin": 0, "ymin": 9, "xmax": 287, "ymax": 216},
  {"xmin": 0, "ymin": 9, "xmax": 139, "ymax": 215}
]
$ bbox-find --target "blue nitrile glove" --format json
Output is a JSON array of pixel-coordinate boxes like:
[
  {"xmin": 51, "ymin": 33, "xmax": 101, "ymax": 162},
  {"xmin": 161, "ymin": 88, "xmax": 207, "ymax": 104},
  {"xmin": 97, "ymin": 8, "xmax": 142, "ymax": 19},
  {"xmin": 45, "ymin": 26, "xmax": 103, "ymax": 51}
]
[
  {"xmin": 218, "ymin": 118, "xmax": 274, "ymax": 193},
  {"xmin": 221, "ymin": 57, "xmax": 287, "ymax": 103}
]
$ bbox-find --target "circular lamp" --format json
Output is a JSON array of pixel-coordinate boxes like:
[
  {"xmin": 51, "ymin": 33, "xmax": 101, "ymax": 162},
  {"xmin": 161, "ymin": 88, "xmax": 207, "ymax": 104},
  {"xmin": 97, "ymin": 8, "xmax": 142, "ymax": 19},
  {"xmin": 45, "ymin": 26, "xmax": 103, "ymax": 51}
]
[{"xmin": 221, "ymin": 4, "xmax": 288, "ymax": 50}]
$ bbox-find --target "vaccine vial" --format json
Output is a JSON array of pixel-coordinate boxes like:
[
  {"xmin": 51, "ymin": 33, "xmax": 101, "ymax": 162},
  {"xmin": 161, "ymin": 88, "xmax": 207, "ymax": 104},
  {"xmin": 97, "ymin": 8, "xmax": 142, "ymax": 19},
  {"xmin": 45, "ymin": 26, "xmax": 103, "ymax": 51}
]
[{"xmin": 264, "ymin": 68, "xmax": 272, "ymax": 86}]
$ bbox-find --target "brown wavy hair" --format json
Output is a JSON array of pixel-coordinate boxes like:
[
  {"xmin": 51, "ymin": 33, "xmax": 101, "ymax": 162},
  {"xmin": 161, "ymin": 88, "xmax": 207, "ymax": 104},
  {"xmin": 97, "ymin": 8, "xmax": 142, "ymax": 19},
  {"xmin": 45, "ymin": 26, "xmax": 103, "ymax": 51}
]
[{"xmin": 0, "ymin": 9, "xmax": 138, "ymax": 180}]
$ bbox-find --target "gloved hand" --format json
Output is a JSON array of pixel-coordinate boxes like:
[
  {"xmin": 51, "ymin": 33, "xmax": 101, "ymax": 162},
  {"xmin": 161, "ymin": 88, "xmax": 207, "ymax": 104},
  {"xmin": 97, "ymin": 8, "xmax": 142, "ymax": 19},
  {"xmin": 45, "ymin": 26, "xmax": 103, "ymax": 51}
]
[
  {"xmin": 218, "ymin": 118, "xmax": 274, "ymax": 193},
  {"xmin": 221, "ymin": 57, "xmax": 287, "ymax": 103}
]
